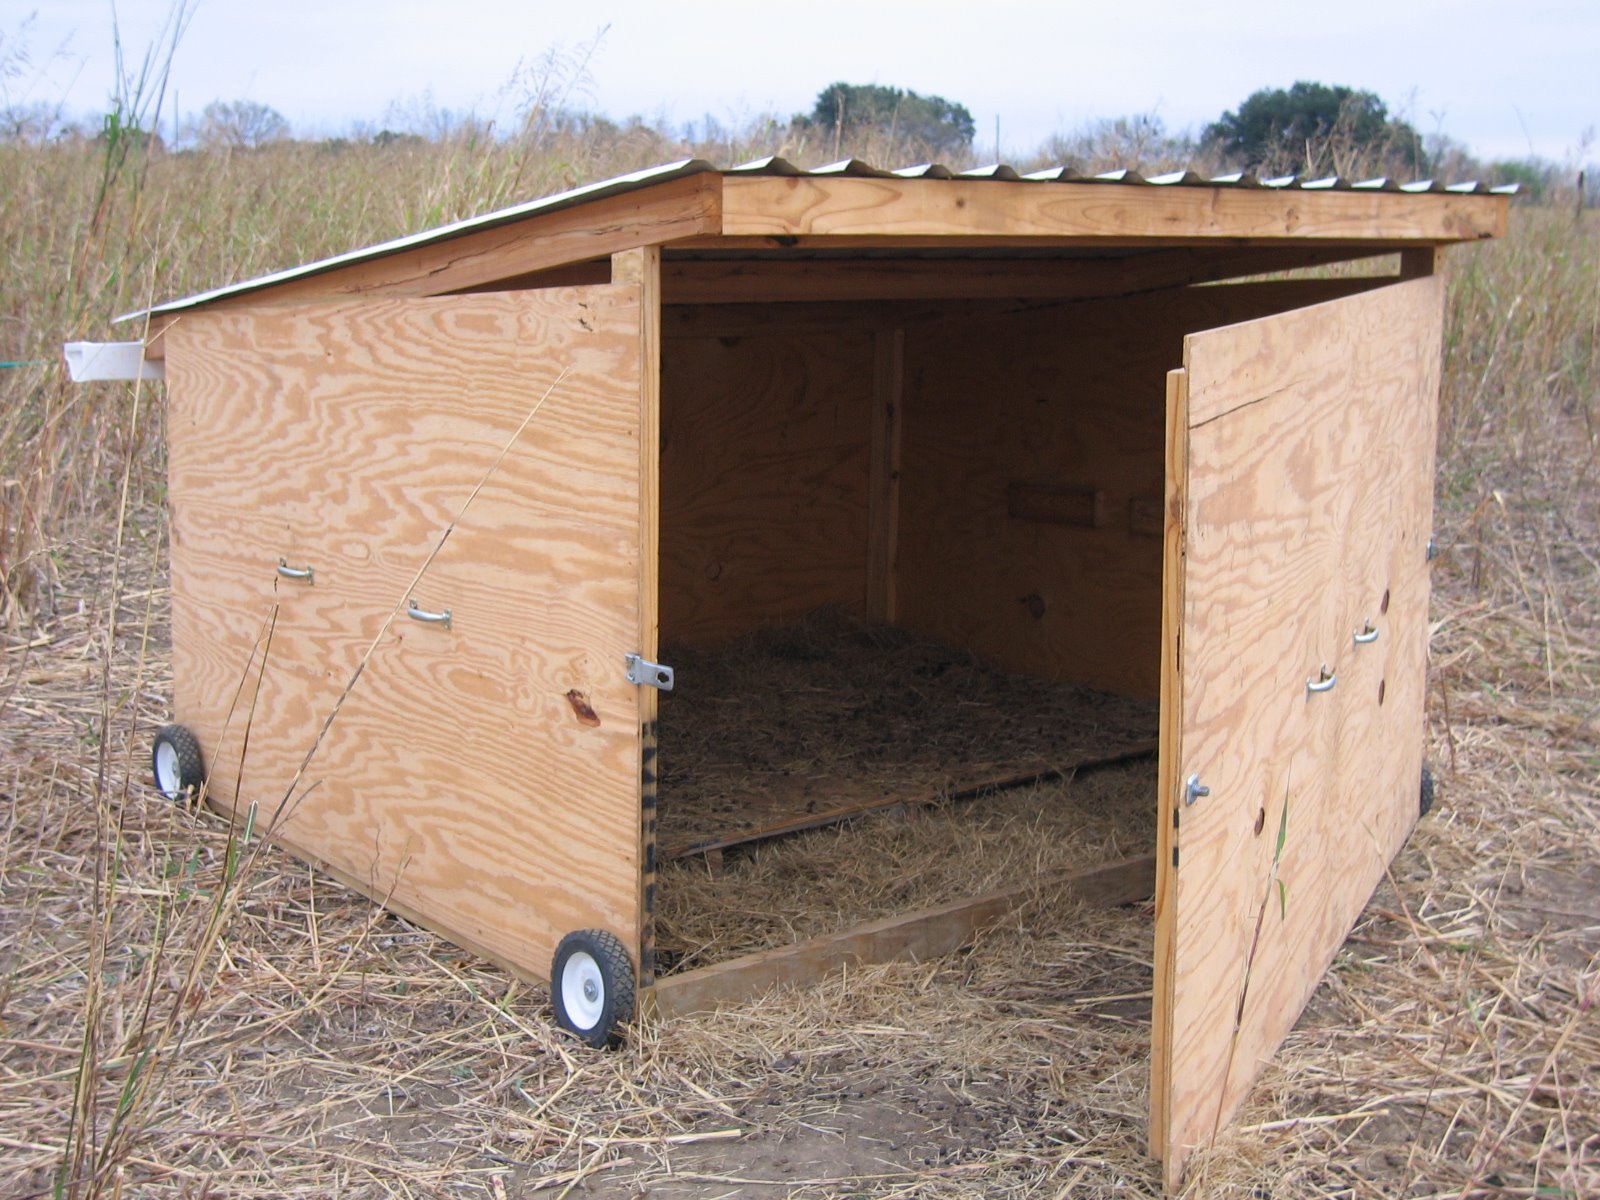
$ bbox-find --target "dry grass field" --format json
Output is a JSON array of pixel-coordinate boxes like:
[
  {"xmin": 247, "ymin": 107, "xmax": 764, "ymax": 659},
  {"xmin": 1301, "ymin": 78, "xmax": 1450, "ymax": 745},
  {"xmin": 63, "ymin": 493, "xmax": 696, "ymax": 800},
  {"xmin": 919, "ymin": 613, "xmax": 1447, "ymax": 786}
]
[{"xmin": 1, "ymin": 117, "xmax": 1597, "ymax": 1199}]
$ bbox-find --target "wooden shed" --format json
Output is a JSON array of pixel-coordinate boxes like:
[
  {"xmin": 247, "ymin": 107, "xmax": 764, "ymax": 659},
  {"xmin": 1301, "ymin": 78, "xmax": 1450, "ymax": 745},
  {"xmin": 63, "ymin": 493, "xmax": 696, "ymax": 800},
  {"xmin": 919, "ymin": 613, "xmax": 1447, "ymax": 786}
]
[{"xmin": 127, "ymin": 158, "xmax": 1510, "ymax": 1187}]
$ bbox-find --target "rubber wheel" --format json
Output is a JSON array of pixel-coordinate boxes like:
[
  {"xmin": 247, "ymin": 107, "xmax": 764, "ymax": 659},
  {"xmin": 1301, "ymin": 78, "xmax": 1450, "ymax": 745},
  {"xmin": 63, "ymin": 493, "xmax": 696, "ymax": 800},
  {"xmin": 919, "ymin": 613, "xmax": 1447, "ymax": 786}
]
[
  {"xmin": 1419, "ymin": 763, "xmax": 1436, "ymax": 818},
  {"xmin": 551, "ymin": 929, "xmax": 635, "ymax": 1047},
  {"xmin": 151, "ymin": 724, "xmax": 206, "ymax": 803}
]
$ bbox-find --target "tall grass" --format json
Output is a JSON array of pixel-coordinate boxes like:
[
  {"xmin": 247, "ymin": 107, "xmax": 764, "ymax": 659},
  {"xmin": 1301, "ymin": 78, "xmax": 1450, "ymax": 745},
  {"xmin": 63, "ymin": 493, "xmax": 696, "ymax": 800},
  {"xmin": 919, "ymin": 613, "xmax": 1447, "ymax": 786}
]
[{"xmin": 1, "ymin": 62, "xmax": 1596, "ymax": 1195}]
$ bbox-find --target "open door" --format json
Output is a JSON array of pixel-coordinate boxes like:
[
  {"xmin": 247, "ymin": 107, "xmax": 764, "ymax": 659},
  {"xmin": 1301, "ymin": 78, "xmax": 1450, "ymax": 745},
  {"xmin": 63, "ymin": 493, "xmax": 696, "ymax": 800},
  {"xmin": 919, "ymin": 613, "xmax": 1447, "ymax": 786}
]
[
  {"xmin": 1151, "ymin": 276, "xmax": 1444, "ymax": 1187},
  {"xmin": 164, "ymin": 282, "xmax": 654, "ymax": 993}
]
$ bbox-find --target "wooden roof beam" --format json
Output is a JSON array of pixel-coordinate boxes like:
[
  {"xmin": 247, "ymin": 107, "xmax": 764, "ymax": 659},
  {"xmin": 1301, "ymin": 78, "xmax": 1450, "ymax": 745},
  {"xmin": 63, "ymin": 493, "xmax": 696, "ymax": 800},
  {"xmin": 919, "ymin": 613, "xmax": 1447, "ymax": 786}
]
[
  {"xmin": 715, "ymin": 175, "xmax": 1509, "ymax": 245},
  {"xmin": 658, "ymin": 244, "xmax": 1399, "ymax": 305}
]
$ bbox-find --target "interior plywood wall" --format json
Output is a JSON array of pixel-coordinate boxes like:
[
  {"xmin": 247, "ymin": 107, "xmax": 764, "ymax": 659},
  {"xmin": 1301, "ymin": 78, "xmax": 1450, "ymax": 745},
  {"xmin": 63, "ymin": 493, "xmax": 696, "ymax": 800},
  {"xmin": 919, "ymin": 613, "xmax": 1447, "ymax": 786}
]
[
  {"xmin": 656, "ymin": 274, "xmax": 1388, "ymax": 687},
  {"xmin": 659, "ymin": 327, "xmax": 875, "ymax": 643},
  {"xmin": 896, "ymin": 277, "xmax": 1387, "ymax": 700}
]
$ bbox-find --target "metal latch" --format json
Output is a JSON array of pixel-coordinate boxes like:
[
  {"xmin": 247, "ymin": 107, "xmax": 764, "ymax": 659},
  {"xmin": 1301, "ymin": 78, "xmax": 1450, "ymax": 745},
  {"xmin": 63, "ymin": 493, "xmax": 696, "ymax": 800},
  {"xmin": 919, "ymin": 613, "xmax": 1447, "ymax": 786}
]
[
  {"xmin": 1184, "ymin": 774, "xmax": 1210, "ymax": 807},
  {"xmin": 625, "ymin": 654, "xmax": 675, "ymax": 691}
]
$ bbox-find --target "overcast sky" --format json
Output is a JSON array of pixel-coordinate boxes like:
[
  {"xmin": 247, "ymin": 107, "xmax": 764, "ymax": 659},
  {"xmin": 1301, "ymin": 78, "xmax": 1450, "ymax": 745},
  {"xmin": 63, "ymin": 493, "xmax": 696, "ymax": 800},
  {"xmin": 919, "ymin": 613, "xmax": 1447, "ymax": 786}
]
[{"xmin": 11, "ymin": 0, "xmax": 1597, "ymax": 167}]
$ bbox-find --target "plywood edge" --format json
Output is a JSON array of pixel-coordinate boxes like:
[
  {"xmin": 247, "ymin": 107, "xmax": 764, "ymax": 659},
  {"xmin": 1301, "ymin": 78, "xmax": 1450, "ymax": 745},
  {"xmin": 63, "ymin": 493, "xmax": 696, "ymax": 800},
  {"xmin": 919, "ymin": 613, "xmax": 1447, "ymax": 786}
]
[
  {"xmin": 1150, "ymin": 367, "xmax": 1189, "ymax": 1177},
  {"xmin": 649, "ymin": 853, "xmax": 1156, "ymax": 1019},
  {"xmin": 616, "ymin": 245, "xmax": 662, "ymax": 999},
  {"xmin": 718, "ymin": 176, "xmax": 1509, "ymax": 244}
]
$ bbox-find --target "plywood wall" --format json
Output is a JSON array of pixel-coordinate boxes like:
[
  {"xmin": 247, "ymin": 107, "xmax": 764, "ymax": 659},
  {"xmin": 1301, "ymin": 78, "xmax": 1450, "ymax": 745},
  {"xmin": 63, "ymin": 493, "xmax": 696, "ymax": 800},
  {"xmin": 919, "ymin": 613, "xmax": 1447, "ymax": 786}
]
[
  {"xmin": 164, "ymin": 287, "xmax": 648, "ymax": 987},
  {"xmin": 659, "ymin": 325, "xmax": 875, "ymax": 643},
  {"xmin": 895, "ymin": 277, "xmax": 1386, "ymax": 698}
]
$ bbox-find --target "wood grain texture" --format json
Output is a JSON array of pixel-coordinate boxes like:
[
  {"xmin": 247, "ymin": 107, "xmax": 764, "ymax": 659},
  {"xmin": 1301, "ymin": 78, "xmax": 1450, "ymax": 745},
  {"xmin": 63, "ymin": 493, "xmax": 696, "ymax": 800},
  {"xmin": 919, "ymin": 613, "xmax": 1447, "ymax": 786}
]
[
  {"xmin": 1153, "ymin": 277, "xmax": 1444, "ymax": 1187},
  {"xmin": 615, "ymin": 246, "xmax": 663, "ymax": 999},
  {"xmin": 894, "ymin": 279, "xmax": 1378, "ymax": 699},
  {"xmin": 650, "ymin": 853, "xmax": 1155, "ymax": 1018},
  {"xmin": 719, "ymin": 176, "xmax": 1509, "ymax": 244},
  {"xmin": 1148, "ymin": 368, "xmax": 1189, "ymax": 1159},
  {"xmin": 658, "ymin": 329, "xmax": 875, "ymax": 643},
  {"xmin": 164, "ymin": 287, "xmax": 647, "ymax": 986}
]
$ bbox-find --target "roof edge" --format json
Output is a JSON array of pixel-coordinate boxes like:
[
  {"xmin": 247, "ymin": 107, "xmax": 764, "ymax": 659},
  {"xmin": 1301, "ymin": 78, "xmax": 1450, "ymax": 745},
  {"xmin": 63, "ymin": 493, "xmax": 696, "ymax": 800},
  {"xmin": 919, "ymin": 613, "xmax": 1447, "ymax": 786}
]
[{"xmin": 118, "ymin": 159, "xmax": 720, "ymax": 323}]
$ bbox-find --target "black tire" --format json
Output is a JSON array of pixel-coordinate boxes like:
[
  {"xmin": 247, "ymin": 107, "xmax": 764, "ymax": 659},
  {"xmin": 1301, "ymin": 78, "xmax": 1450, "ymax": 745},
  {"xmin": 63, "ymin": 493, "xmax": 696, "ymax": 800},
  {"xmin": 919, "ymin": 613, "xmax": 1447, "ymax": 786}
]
[
  {"xmin": 151, "ymin": 724, "xmax": 206, "ymax": 802},
  {"xmin": 1419, "ymin": 763, "xmax": 1436, "ymax": 818},
  {"xmin": 551, "ymin": 929, "xmax": 635, "ymax": 1048}
]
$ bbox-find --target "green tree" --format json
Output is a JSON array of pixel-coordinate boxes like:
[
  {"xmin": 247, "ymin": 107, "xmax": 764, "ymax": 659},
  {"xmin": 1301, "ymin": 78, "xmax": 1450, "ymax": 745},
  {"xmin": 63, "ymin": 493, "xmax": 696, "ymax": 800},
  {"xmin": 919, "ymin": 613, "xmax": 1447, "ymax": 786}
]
[
  {"xmin": 1204, "ymin": 81, "xmax": 1422, "ymax": 176},
  {"xmin": 804, "ymin": 82, "xmax": 975, "ymax": 156}
]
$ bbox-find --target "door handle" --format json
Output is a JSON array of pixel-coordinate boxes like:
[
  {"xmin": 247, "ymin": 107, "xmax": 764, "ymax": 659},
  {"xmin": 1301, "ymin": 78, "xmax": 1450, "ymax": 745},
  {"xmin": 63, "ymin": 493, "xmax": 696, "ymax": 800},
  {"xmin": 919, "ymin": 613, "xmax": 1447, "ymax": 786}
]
[
  {"xmin": 1306, "ymin": 665, "xmax": 1337, "ymax": 694},
  {"xmin": 276, "ymin": 558, "xmax": 314, "ymax": 584},
  {"xmin": 1353, "ymin": 621, "xmax": 1380, "ymax": 645},
  {"xmin": 407, "ymin": 599, "xmax": 452, "ymax": 630}
]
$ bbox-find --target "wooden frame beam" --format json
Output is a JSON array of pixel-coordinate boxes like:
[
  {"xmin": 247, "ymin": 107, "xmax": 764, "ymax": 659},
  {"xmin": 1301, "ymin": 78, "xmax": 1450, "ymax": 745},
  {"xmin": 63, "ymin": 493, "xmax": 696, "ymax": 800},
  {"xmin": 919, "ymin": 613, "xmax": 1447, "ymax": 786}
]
[
  {"xmin": 716, "ymin": 176, "xmax": 1509, "ymax": 244},
  {"xmin": 649, "ymin": 853, "xmax": 1155, "ymax": 1019},
  {"xmin": 657, "ymin": 244, "xmax": 1397, "ymax": 305}
]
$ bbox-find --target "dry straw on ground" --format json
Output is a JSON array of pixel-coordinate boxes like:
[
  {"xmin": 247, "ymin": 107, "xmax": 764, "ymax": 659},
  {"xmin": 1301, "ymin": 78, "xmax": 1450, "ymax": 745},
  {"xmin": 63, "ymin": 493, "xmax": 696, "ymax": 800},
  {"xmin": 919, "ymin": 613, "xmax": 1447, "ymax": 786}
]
[{"xmin": 1, "ymin": 111, "xmax": 1596, "ymax": 1199}]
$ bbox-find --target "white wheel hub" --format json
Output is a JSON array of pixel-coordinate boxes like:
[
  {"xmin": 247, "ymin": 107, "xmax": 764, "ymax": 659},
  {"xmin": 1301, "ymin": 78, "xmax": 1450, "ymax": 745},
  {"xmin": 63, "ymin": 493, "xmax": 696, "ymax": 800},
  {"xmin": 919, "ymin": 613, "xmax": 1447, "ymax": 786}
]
[
  {"xmin": 154, "ymin": 741, "xmax": 181, "ymax": 795},
  {"xmin": 561, "ymin": 950, "xmax": 605, "ymax": 1029}
]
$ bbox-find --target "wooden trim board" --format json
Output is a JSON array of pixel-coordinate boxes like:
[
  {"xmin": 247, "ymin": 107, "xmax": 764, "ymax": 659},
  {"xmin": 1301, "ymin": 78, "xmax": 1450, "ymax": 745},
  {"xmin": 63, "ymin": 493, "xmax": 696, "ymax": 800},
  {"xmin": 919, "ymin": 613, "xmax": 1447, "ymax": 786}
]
[
  {"xmin": 1149, "ymin": 367, "xmax": 1189, "ymax": 1159},
  {"xmin": 616, "ymin": 246, "xmax": 663, "ymax": 996},
  {"xmin": 658, "ymin": 244, "xmax": 1398, "ymax": 305},
  {"xmin": 717, "ymin": 176, "xmax": 1509, "ymax": 244},
  {"xmin": 650, "ymin": 853, "xmax": 1156, "ymax": 1018}
]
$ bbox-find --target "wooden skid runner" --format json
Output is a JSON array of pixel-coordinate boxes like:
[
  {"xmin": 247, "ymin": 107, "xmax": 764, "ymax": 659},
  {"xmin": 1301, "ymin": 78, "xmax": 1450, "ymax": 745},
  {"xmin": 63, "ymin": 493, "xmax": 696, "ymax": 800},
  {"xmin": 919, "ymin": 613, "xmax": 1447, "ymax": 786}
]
[
  {"xmin": 656, "ymin": 612, "xmax": 1158, "ymax": 859},
  {"xmin": 651, "ymin": 853, "xmax": 1155, "ymax": 1018}
]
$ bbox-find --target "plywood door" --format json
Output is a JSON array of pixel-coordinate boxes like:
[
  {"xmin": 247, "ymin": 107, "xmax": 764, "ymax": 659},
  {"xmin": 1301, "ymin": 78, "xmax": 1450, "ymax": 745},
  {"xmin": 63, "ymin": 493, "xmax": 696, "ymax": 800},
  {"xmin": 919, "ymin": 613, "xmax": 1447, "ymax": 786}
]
[
  {"xmin": 1150, "ymin": 277, "xmax": 1444, "ymax": 1188},
  {"xmin": 164, "ymin": 286, "xmax": 650, "ymax": 987}
]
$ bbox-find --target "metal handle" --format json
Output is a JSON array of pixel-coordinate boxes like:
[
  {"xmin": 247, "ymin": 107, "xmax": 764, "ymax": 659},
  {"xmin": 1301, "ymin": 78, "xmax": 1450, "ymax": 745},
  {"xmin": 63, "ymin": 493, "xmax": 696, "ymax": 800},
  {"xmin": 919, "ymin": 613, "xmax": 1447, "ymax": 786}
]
[
  {"xmin": 277, "ymin": 558, "xmax": 314, "ymax": 584},
  {"xmin": 1306, "ymin": 665, "xmax": 1337, "ymax": 694},
  {"xmin": 407, "ymin": 599, "xmax": 452, "ymax": 630},
  {"xmin": 1353, "ymin": 621, "xmax": 1380, "ymax": 645}
]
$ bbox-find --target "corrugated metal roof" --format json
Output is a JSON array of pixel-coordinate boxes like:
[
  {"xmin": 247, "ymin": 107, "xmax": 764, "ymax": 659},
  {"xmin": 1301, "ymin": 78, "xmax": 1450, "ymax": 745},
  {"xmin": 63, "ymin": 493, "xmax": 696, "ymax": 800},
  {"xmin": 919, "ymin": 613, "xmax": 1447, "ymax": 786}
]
[{"xmin": 123, "ymin": 157, "xmax": 1518, "ymax": 322}]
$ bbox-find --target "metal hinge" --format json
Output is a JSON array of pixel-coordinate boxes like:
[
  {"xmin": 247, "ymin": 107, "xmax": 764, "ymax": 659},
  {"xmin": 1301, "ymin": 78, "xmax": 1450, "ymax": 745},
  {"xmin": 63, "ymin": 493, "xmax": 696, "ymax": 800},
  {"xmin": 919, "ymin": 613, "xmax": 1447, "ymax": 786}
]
[{"xmin": 625, "ymin": 654, "xmax": 675, "ymax": 691}]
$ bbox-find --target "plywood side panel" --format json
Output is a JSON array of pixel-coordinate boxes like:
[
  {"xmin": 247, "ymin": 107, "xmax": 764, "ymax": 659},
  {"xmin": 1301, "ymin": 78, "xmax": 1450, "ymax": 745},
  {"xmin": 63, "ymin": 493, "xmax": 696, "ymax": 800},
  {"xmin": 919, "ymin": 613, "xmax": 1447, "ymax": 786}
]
[
  {"xmin": 659, "ymin": 329, "xmax": 875, "ymax": 643},
  {"xmin": 165, "ymin": 288, "xmax": 646, "ymax": 984},
  {"xmin": 1156, "ymin": 277, "xmax": 1444, "ymax": 1186}
]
